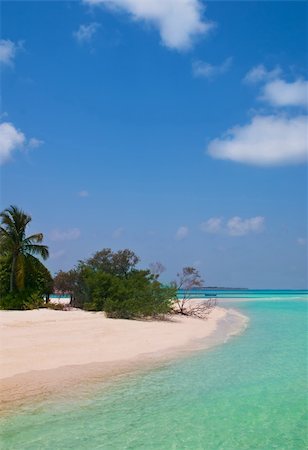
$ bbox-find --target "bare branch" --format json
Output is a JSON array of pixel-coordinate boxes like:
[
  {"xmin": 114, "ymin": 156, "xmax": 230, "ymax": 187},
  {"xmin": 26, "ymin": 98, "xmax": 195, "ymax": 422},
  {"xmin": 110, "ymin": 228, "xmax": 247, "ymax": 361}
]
[{"xmin": 149, "ymin": 262, "xmax": 166, "ymax": 279}]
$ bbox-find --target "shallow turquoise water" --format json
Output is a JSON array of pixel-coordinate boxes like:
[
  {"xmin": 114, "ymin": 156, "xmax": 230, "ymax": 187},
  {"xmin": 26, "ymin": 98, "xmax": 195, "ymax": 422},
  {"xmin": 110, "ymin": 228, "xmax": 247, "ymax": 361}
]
[{"xmin": 1, "ymin": 294, "xmax": 307, "ymax": 449}]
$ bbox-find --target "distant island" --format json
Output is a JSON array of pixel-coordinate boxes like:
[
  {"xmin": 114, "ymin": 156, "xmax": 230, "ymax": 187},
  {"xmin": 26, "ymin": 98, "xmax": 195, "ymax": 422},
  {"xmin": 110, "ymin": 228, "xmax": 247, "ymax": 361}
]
[{"xmin": 203, "ymin": 287, "xmax": 249, "ymax": 291}]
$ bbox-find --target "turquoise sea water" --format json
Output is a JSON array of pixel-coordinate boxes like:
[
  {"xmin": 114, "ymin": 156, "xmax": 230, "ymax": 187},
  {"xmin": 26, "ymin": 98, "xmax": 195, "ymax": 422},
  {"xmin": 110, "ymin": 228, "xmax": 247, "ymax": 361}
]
[{"xmin": 1, "ymin": 291, "xmax": 307, "ymax": 449}]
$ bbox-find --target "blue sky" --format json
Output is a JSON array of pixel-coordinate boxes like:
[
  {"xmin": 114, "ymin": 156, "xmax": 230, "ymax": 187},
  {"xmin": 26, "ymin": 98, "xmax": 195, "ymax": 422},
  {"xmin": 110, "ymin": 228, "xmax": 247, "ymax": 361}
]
[{"xmin": 1, "ymin": 0, "xmax": 307, "ymax": 288}]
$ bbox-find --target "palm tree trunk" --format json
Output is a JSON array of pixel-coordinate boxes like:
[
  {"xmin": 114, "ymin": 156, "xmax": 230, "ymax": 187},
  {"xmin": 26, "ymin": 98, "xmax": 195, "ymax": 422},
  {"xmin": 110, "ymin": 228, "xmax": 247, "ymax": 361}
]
[{"xmin": 10, "ymin": 255, "xmax": 16, "ymax": 292}]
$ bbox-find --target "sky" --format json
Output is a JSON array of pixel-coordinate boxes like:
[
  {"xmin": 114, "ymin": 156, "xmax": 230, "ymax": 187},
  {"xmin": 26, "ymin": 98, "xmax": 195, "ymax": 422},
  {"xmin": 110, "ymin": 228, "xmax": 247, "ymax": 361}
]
[{"xmin": 1, "ymin": 0, "xmax": 307, "ymax": 288}]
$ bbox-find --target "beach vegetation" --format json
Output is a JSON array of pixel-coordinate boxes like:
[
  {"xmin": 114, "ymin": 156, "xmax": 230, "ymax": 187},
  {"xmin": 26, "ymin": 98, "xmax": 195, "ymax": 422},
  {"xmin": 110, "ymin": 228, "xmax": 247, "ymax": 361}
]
[
  {"xmin": 172, "ymin": 266, "xmax": 216, "ymax": 318},
  {"xmin": 53, "ymin": 269, "xmax": 82, "ymax": 303},
  {"xmin": 54, "ymin": 249, "xmax": 175, "ymax": 318},
  {"xmin": 149, "ymin": 261, "xmax": 166, "ymax": 279},
  {"xmin": 85, "ymin": 248, "xmax": 140, "ymax": 277},
  {"xmin": 103, "ymin": 270, "xmax": 175, "ymax": 319},
  {"xmin": 0, "ymin": 205, "xmax": 51, "ymax": 309}
]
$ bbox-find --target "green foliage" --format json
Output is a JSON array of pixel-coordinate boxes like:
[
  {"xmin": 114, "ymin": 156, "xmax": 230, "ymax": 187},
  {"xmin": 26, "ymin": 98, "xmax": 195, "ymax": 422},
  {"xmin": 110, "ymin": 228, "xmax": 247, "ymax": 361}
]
[
  {"xmin": 0, "ymin": 254, "xmax": 53, "ymax": 309},
  {"xmin": 44, "ymin": 302, "xmax": 68, "ymax": 311},
  {"xmin": 0, "ymin": 290, "xmax": 44, "ymax": 310},
  {"xmin": 0, "ymin": 205, "xmax": 50, "ymax": 309},
  {"xmin": 53, "ymin": 269, "xmax": 81, "ymax": 306},
  {"xmin": 85, "ymin": 248, "xmax": 140, "ymax": 277},
  {"xmin": 57, "ymin": 249, "xmax": 175, "ymax": 319},
  {"xmin": 82, "ymin": 271, "xmax": 115, "ymax": 311},
  {"xmin": 0, "ymin": 256, "xmax": 10, "ymax": 296},
  {"xmin": 23, "ymin": 292, "xmax": 45, "ymax": 310},
  {"xmin": 24, "ymin": 256, "xmax": 53, "ymax": 295},
  {"xmin": 104, "ymin": 270, "xmax": 175, "ymax": 319}
]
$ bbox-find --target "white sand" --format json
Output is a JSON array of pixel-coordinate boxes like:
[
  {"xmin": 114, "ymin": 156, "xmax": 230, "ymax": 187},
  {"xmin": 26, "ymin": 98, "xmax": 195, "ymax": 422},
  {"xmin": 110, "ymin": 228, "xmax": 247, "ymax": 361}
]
[
  {"xmin": 0, "ymin": 306, "xmax": 246, "ymax": 409},
  {"xmin": 0, "ymin": 307, "xmax": 228, "ymax": 379}
]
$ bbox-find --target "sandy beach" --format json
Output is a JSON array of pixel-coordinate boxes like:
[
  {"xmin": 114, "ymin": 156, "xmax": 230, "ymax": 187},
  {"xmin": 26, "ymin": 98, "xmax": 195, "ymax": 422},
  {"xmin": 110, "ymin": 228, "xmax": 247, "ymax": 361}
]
[{"xmin": 0, "ymin": 305, "xmax": 246, "ymax": 410}]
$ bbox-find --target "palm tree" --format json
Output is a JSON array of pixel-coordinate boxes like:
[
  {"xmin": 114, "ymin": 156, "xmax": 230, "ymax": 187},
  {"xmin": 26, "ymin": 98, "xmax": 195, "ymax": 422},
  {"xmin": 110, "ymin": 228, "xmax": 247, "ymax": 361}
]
[{"xmin": 0, "ymin": 205, "xmax": 49, "ymax": 292}]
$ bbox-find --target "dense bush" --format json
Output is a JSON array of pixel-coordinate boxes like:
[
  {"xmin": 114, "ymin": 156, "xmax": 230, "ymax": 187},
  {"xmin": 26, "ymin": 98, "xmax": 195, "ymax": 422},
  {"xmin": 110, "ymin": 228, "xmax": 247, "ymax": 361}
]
[
  {"xmin": 54, "ymin": 249, "xmax": 176, "ymax": 319},
  {"xmin": 104, "ymin": 271, "xmax": 174, "ymax": 319},
  {"xmin": 0, "ymin": 255, "xmax": 52, "ymax": 310},
  {"xmin": 0, "ymin": 290, "xmax": 44, "ymax": 310}
]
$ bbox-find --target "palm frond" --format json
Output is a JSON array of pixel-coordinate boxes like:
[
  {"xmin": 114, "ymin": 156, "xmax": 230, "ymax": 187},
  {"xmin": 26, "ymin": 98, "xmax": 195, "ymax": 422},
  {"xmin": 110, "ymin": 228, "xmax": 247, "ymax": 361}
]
[
  {"xmin": 23, "ymin": 244, "xmax": 49, "ymax": 260},
  {"xmin": 23, "ymin": 233, "xmax": 44, "ymax": 244}
]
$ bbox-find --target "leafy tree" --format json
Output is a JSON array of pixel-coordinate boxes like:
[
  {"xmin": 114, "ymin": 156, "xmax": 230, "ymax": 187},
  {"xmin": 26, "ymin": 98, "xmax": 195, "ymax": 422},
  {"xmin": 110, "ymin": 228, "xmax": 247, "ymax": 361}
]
[
  {"xmin": 82, "ymin": 270, "xmax": 115, "ymax": 311},
  {"xmin": 25, "ymin": 256, "xmax": 53, "ymax": 298},
  {"xmin": 57, "ymin": 249, "xmax": 175, "ymax": 318},
  {"xmin": 0, "ymin": 205, "xmax": 49, "ymax": 292},
  {"xmin": 85, "ymin": 248, "xmax": 139, "ymax": 277},
  {"xmin": 0, "ymin": 254, "xmax": 53, "ymax": 309},
  {"xmin": 54, "ymin": 269, "xmax": 78, "ymax": 303}
]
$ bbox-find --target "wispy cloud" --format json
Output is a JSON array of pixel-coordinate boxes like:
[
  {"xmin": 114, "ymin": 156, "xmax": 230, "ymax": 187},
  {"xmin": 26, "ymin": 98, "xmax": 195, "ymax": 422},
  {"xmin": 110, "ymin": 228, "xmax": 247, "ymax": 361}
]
[
  {"xmin": 192, "ymin": 57, "xmax": 232, "ymax": 79},
  {"xmin": 28, "ymin": 137, "xmax": 44, "ymax": 148},
  {"xmin": 73, "ymin": 23, "xmax": 100, "ymax": 44},
  {"xmin": 243, "ymin": 64, "xmax": 281, "ymax": 84},
  {"xmin": 207, "ymin": 115, "xmax": 308, "ymax": 166},
  {"xmin": 50, "ymin": 249, "xmax": 66, "ymax": 260},
  {"xmin": 78, "ymin": 190, "xmax": 89, "ymax": 198},
  {"xmin": 226, "ymin": 216, "xmax": 264, "ymax": 236},
  {"xmin": 0, "ymin": 39, "xmax": 23, "ymax": 66},
  {"xmin": 50, "ymin": 228, "xmax": 81, "ymax": 241},
  {"xmin": 112, "ymin": 227, "xmax": 125, "ymax": 239},
  {"xmin": 200, "ymin": 218, "xmax": 222, "ymax": 233},
  {"xmin": 297, "ymin": 237, "xmax": 306, "ymax": 246},
  {"xmin": 200, "ymin": 216, "xmax": 265, "ymax": 236},
  {"xmin": 84, "ymin": 0, "xmax": 214, "ymax": 51},
  {"xmin": 175, "ymin": 226, "xmax": 189, "ymax": 240}
]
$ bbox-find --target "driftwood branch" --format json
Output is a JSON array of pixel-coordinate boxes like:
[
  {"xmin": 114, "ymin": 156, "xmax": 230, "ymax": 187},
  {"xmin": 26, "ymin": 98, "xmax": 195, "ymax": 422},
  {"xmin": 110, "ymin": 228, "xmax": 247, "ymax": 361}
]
[{"xmin": 173, "ymin": 297, "xmax": 216, "ymax": 319}]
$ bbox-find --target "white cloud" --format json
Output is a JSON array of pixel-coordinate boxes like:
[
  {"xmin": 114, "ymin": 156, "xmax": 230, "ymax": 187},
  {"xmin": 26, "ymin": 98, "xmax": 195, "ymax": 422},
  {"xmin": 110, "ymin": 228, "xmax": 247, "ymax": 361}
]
[
  {"xmin": 112, "ymin": 227, "xmax": 124, "ymax": 238},
  {"xmin": 50, "ymin": 228, "xmax": 81, "ymax": 241},
  {"xmin": 175, "ymin": 226, "xmax": 189, "ymax": 240},
  {"xmin": 0, "ymin": 39, "xmax": 22, "ymax": 66},
  {"xmin": 200, "ymin": 216, "xmax": 265, "ymax": 236},
  {"xmin": 297, "ymin": 237, "xmax": 306, "ymax": 246},
  {"xmin": 200, "ymin": 218, "xmax": 222, "ymax": 233},
  {"xmin": 192, "ymin": 57, "xmax": 232, "ymax": 79},
  {"xmin": 73, "ymin": 23, "xmax": 100, "ymax": 43},
  {"xmin": 0, "ymin": 122, "xmax": 25, "ymax": 164},
  {"xmin": 78, "ymin": 190, "xmax": 89, "ymax": 197},
  {"xmin": 0, "ymin": 122, "xmax": 44, "ymax": 164},
  {"xmin": 243, "ymin": 64, "xmax": 281, "ymax": 84},
  {"xmin": 227, "ymin": 216, "xmax": 265, "ymax": 236},
  {"xmin": 207, "ymin": 115, "xmax": 308, "ymax": 166},
  {"xmin": 244, "ymin": 65, "xmax": 308, "ymax": 108},
  {"xmin": 84, "ymin": 0, "xmax": 213, "ymax": 50},
  {"xmin": 261, "ymin": 79, "xmax": 308, "ymax": 108}
]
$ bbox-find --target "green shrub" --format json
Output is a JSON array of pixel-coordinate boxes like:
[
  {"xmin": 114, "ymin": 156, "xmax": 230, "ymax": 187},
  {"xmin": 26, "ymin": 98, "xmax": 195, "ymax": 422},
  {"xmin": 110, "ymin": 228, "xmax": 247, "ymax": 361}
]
[
  {"xmin": 83, "ymin": 271, "xmax": 114, "ymax": 311},
  {"xmin": 23, "ymin": 292, "xmax": 44, "ymax": 310},
  {"xmin": 104, "ymin": 271, "xmax": 174, "ymax": 319},
  {"xmin": 0, "ymin": 290, "xmax": 44, "ymax": 310},
  {"xmin": 45, "ymin": 302, "xmax": 68, "ymax": 311},
  {"xmin": 52, "ymin": 248, "xmax": 176, "ymax": 319}
]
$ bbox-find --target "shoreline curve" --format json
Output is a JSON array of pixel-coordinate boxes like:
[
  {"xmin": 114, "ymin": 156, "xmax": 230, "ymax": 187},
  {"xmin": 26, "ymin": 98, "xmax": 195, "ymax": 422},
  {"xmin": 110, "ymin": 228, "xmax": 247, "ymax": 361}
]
[{"xmin": 0, "ymin": 305, "xmax": 248, "ymax": 412}]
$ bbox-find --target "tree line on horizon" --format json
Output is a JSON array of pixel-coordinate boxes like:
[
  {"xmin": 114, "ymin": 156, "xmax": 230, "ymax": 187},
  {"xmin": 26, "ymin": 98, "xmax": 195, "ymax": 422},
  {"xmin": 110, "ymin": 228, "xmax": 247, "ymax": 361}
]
[{"xmin": 0, "ymin": 205, "xmax": 215, "ymax": 318}]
